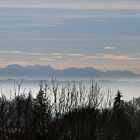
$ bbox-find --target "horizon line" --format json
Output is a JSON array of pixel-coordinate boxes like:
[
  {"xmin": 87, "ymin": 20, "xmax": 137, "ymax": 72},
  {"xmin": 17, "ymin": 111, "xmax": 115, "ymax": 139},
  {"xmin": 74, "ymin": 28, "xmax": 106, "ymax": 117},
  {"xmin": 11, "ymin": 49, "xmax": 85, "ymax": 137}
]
[{"xmin": 0, "ymin": 64, "xmax": 138, "ymax": 74}]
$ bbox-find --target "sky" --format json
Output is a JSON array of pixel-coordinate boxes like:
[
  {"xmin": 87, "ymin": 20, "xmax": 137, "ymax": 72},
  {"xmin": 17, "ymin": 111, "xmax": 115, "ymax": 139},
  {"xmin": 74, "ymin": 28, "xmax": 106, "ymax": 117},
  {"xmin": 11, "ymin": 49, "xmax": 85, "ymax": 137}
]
[{"xmin": 0, "ymin": 0, "xmax": 140, "ymax": 73}]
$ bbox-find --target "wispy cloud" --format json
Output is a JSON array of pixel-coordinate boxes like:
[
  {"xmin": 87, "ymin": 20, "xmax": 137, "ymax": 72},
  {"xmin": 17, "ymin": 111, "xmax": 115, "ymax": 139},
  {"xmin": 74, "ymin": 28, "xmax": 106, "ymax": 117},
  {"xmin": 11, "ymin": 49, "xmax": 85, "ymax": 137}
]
[
  {"xmin": 50, "ymin": 55, "xmax": 63, "ymax": 59},
  {"xmin": 79, "ymin": 56, "xmax": 98, "ymax": 61},
  {"xmin": 79, "ymin": 54, "xmax": 139, "ymax": 61},
  {"xmin": 0, "ymin": 50, "xmax": 64, "ymax": 62},
  {"xmin": 104, "ymin": 45, "xmax": 116, "ymax": 50},
  {"xmin": 0, "ymin": 50, "xmax": 47, "ymax": 56},
  {"xmin": 1, "ymin": 2, "xmax": 140, "ymax": 10},
  {"xmin": 39, "ymin": 57, "xmax": 56, "ymax": 61},
  {"xmin": 100, "ymin": 54, "xmax": 136, "ymax": 60},
  {"xmin": 68, "ymin": 53, "xmax": 84, "ymax": 57},
  {"xmin": 51, "ymin": 53, "xmax": 63, "ymax": 56},
  {"xmin": 0, "ymin": 58, "xmax": 5, "ymax": 61}
]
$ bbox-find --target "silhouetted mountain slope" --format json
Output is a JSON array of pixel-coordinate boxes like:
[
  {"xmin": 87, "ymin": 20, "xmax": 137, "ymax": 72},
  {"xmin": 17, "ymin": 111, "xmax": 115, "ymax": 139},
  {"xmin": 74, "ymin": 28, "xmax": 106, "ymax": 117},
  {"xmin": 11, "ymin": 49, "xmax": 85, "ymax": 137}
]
[{"xmin": 0, "ymin": 64, "xmax": 139, "ymax": 79}]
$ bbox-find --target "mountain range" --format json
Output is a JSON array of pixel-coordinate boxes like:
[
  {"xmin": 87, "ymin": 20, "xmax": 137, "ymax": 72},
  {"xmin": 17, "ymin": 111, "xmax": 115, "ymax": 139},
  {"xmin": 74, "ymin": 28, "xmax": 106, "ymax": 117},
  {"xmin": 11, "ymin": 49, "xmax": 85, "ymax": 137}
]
[{"xmin": 0, "ymin": 64, "xmax": 139, "ymax": 80}]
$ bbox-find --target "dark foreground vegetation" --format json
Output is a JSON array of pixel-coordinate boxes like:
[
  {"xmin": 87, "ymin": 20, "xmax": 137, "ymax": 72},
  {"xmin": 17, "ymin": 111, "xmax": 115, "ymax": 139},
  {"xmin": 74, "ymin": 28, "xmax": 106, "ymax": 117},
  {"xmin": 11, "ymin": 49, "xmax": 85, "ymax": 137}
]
[{"xmin": 0, "ymin": 80, "xmax": 140, "ymax": 140}]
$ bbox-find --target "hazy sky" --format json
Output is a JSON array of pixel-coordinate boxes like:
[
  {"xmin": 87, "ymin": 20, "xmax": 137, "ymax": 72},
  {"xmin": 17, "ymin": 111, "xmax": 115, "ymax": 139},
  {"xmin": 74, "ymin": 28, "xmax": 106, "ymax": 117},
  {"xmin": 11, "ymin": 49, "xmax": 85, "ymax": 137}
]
[{"xmin": 0, "ymin": 0, "xmax": 140, "ymax": 73}]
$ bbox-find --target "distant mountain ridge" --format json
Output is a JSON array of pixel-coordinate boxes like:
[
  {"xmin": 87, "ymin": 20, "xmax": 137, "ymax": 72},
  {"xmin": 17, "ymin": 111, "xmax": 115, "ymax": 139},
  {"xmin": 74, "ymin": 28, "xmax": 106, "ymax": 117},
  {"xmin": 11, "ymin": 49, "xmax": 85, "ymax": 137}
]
[{"xmin": 0, "ymin": 64, "xmax": 139, "ymax": 79}]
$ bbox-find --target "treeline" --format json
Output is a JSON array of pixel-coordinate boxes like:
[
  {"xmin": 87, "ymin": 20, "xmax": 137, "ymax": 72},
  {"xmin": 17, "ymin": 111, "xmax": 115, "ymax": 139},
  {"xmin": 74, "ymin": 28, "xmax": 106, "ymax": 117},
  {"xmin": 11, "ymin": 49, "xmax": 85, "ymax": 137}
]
[{"xmin": 0, "ymin": 80, "xmax": 140, "ymax": 140}]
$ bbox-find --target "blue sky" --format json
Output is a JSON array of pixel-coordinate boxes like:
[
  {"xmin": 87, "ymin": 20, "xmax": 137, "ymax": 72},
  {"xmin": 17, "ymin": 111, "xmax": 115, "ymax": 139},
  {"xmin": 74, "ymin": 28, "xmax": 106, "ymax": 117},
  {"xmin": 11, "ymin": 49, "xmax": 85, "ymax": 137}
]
[{"xmin": 0, "ymin": 0, "xmax": 140, "ymax": 73}]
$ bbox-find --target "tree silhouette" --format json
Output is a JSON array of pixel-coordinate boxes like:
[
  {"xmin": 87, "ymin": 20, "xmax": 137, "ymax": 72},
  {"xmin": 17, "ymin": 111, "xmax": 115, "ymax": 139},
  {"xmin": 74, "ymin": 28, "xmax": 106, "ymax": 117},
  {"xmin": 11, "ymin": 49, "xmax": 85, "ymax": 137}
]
[{"xmin": 0, "ymin": 81, "xmax": 139, "ymax": 140}]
